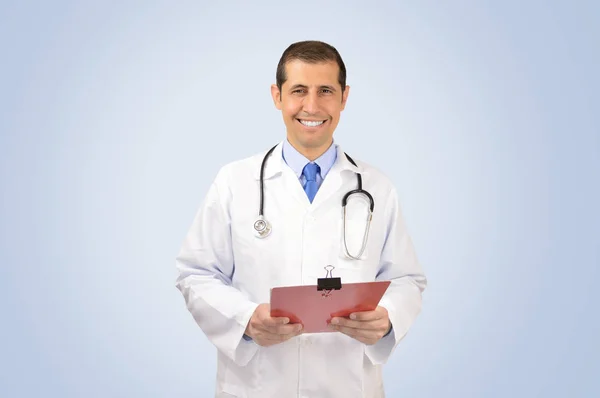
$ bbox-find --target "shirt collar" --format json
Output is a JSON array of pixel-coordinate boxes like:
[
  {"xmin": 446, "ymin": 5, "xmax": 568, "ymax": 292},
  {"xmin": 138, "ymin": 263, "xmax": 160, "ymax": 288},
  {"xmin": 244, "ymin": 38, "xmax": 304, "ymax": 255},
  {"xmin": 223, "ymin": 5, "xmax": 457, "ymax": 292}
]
[{"xmin": 282, "ymin": 139, "xmax": 338, "ymax": 179}]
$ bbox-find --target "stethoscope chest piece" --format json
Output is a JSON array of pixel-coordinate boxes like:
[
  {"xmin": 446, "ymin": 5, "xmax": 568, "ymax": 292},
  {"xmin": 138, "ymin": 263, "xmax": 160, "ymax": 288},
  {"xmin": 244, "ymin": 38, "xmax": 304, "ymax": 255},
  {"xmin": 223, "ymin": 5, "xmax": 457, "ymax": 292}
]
[{"xmin": 253, "ymin": 216, "xmax": 272, "ymax": 238}]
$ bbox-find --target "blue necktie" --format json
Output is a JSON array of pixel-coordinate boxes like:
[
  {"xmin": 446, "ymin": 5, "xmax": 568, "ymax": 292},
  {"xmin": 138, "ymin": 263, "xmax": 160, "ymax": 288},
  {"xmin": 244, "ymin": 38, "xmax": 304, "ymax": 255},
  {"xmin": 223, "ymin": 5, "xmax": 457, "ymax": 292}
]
[{"xmin": 302, "ymin": 162, "xmax": 320, "ymax": 203}]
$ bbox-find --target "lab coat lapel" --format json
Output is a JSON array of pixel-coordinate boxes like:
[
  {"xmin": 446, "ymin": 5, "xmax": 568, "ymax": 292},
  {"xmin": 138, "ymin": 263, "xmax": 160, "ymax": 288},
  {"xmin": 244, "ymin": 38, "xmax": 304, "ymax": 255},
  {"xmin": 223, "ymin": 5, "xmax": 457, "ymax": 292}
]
[
  {"xmin": 254, "ymin": 142, "xmax": 284, "ymax": 180},
  {"xmin": 281, "ymin": 163, "xmax": 312, "ymax": 208},
  {"xmin": 310, "ymin": 161, "xmax": 343, "ymax": 210},
  {"xmin": 252, "ymin": 141, "xmax": 309, "ymax": 211},
  {"xmin": 310, "ymin": 145, "xmax": 361, "ymax": 212}
]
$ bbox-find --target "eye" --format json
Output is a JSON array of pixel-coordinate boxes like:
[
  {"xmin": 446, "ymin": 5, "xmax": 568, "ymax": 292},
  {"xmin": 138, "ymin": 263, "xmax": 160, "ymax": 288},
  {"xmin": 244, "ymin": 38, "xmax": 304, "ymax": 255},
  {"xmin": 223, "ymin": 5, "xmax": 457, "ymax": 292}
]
[
  {"xmin": 292, "ymin": 89, "xmax": 306, "ymax": 94},
  {"xmin": 321, "ymin": 88, "xmax": 333, "ymax": 94}
]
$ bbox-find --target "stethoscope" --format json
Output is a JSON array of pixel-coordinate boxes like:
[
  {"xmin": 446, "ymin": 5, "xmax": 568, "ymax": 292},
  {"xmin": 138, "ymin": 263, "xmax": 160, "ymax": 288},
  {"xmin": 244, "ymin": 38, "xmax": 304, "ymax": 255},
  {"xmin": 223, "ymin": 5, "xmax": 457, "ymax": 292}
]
[{"xmin": 253, "ymin": 144, "xmax": 375, "ymax": 260}]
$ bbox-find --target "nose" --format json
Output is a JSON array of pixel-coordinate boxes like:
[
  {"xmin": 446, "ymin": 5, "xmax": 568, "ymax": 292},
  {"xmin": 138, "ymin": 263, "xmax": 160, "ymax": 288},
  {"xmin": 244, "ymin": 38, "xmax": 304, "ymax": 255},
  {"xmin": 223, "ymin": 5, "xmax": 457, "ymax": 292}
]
[{"xmin": 302, "ymin": 91, "xmax": 320, "ymax": 114}]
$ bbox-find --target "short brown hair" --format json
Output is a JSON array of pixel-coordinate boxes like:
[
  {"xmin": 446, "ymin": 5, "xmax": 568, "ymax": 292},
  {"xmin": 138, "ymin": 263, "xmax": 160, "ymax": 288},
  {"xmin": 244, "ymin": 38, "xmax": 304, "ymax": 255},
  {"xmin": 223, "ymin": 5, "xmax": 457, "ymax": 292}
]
[{"xmin": 276, "ymin": 40, "xmax": 347, "ymax": 93}]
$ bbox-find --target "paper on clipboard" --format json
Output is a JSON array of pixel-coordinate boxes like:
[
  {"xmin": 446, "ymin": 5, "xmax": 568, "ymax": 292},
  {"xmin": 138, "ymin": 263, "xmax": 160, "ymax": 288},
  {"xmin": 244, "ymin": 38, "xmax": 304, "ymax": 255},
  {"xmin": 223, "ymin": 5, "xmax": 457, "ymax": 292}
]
[{"xmin": 270, "ymin": 280, "xmax": 391, "ymax": 333}]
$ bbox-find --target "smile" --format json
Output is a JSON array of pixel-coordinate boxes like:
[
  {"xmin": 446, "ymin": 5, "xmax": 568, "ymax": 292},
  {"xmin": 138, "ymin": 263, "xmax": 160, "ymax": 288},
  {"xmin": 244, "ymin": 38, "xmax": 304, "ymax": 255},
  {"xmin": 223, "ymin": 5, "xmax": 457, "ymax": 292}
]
[{"xmin": 297, "ymin": 119, "xmax": 326, "ymax": 127}]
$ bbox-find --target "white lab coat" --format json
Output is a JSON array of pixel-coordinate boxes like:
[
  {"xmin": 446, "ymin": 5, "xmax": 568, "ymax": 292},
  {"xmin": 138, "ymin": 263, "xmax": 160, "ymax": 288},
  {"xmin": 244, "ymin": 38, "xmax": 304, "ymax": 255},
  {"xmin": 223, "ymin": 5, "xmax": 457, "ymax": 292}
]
[{"xmin": 175, "ymin": 142, "xmax": 427, "ymax": 398}]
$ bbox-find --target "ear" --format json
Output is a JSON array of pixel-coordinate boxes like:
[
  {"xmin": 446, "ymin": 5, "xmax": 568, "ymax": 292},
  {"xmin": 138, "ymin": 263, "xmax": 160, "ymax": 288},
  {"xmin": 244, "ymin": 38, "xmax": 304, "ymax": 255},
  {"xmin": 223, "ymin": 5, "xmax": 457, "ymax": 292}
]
[
  {"xmin": 340, "ymin": 85, "xmax": 350, "ymax": 110},
  {"xmin": 271, "ymin": 84, "xmax": 282, "ymax": 110}
]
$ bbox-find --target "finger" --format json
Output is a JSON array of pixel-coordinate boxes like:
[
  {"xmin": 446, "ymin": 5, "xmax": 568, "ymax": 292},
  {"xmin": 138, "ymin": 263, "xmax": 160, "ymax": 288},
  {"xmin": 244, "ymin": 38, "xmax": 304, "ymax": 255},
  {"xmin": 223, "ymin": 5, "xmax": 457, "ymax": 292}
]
[
  {"xmin": 330, "ymin": 317, "xmax": 379, "ymax": 330},
  {"xmin": 268, "ymin": 323, "xmax": 303, "ymax": 335},
  {"xmin": 262, "ymin": 316, "xmax": 290, "ymax": 327},
  {"xmin": 330, "ymin": 324, "xmax": 375, "ymax": 340},
  {"xmin": 258, "ymin": 322, "xmax": 303, "ymax": 335},
  {"xmin": 257, "ymin": 325, "xmax": 303, "ymax": 343},
  {"xmin": 347, "ymin": 310, "xmax": 384, "ymax": 322}
]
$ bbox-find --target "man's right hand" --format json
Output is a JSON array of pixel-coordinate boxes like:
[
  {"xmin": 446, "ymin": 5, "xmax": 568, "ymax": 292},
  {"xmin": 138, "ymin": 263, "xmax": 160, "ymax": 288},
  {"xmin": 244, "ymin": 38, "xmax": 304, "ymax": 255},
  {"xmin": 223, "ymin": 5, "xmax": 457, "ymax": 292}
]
[{"xmin": 244, "ymin": 303, "xmax": 303, "ymax": 347}]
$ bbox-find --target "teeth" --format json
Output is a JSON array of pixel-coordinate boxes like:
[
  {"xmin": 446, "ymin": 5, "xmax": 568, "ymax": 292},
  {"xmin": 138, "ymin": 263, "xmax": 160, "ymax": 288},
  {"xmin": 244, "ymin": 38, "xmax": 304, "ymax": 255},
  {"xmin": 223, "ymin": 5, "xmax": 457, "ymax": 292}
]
[{"xmin": 300, "ymin": 120, "xmax": 324, "ymax": 127}]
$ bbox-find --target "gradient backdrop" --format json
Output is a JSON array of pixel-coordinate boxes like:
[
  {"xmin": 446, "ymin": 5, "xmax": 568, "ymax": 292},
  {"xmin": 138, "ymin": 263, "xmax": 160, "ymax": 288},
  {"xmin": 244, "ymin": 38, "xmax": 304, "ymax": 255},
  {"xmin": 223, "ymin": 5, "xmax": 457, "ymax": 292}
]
[{"xmin": 1, "ymin": 1, "xmax": 598, "ymax": 397}]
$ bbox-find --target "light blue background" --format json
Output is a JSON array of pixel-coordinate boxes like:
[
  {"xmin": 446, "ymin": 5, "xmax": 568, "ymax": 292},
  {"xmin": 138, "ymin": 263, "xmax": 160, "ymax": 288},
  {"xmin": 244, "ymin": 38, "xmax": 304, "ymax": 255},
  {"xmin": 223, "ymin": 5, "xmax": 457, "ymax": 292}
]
[{"xmin": 1, "ymin": 1, "xmax": 598, "ymax": 397}]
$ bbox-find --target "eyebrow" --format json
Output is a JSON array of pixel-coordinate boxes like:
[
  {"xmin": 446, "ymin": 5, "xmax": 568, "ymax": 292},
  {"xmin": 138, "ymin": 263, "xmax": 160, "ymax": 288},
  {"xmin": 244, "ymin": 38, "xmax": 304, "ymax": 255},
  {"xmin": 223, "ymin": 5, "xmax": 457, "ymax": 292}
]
[{"xmin": 289, "ymin": 84, "xmax": 337, "ymax": 92}]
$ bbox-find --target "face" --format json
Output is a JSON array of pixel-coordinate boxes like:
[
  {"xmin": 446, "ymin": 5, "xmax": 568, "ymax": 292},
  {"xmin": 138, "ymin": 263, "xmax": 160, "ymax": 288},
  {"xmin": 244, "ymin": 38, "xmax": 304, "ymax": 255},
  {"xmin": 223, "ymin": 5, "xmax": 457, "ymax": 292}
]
[{"xmin": 271, "ymin": 60, "xmax": 350, "ymax": 160}]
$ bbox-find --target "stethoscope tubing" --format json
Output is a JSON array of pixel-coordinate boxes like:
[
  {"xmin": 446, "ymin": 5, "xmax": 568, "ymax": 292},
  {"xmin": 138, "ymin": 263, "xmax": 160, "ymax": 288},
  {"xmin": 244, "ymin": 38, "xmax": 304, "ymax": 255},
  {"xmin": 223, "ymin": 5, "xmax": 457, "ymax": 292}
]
[{"xmin": 255, "ymin": 143, "xmax": 374, "ymax": 260}]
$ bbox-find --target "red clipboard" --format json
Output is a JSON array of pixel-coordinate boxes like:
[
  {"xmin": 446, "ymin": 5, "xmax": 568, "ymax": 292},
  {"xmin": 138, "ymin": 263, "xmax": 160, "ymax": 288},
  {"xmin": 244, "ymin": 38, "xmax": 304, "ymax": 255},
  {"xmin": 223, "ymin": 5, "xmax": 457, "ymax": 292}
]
[{"xmin": 270, "ymin": 280, "xmax": 391, "ymax": 333}]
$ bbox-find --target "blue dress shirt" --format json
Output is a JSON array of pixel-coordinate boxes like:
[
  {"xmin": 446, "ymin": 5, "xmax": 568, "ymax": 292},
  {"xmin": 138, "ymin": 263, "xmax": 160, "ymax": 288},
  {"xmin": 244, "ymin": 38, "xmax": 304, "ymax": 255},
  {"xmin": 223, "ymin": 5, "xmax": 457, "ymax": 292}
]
[{"xmin": 282, "ymin": 139, "xmax": 338, "ymax": 193}]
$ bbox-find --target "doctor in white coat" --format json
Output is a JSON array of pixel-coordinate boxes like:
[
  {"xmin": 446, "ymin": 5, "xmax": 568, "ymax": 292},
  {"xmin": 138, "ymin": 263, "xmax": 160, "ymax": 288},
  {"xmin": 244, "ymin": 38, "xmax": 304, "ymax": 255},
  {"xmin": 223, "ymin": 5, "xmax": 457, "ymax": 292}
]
[{"xmin": 175, "ymin": 40, "xmax": 427, "ymax": 398}]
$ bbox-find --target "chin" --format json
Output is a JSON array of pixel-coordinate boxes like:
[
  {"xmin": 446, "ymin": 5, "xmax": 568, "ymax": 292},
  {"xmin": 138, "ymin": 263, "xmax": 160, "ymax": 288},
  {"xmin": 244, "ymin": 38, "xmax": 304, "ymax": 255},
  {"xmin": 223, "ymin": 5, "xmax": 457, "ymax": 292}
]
[{"xmin": 299, "ymin": 135, "xmax": 332, "ymax": 147}]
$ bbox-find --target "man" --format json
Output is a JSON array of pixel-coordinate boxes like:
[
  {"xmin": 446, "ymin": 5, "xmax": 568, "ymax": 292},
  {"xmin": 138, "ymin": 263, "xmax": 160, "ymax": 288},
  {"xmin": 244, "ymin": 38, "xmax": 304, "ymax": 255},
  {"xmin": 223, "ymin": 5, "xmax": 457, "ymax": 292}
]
[{"xmin": 175, "ymin": 40, "xmax": 427, "ymax": 398}]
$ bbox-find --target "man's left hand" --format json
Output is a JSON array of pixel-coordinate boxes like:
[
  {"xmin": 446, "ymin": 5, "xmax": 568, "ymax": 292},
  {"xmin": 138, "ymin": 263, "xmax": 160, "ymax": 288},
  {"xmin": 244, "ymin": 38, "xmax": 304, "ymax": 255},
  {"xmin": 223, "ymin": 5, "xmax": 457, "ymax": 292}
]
[{"xmin": 328, "ymin": 306, "xmax": 391, "ymax": 345}]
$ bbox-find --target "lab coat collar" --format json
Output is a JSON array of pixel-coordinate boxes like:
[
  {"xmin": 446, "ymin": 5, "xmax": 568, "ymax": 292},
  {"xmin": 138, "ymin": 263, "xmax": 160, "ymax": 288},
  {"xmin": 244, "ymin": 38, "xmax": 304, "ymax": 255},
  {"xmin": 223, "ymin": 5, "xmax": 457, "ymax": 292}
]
[
  {"xmin": 335, "ymin": 144, "xmax": 363, "ymax": 174},
  {"xmin": 253, "ymin": 141, "xmax": 362, "ymax": 180},
  {"xmin": 253, "ymin": 141, "xmax": 285, "ymax": 180}
]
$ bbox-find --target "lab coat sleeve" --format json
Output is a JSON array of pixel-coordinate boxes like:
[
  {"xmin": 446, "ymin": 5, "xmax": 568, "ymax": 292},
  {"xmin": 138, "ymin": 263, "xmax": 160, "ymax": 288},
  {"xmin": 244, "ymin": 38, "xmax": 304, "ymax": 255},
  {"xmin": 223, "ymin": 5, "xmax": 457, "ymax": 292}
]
[
  {"xmin": 175, "ymin": 168, "xmax": 259, "ymax": 367},
  {"xmin": 364, "ymin": 187, "xmax": 427, "ymax": 365}
]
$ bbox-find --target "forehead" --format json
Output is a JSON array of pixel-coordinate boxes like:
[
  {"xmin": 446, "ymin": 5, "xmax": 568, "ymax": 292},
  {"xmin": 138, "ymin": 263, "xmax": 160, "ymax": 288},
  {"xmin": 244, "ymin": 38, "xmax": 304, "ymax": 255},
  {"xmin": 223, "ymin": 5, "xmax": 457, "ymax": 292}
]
[{"xmin": 283, "ymin": 59, "xmax": 340, "ymax": 87}]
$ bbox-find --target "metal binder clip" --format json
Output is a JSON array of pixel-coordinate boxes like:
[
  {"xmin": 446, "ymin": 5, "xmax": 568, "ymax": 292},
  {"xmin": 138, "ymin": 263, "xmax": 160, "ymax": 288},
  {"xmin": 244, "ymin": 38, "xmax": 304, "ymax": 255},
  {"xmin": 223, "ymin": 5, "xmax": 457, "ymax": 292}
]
[{"xmin": 317, "ymin": 265, "xmax": 342, "ymax": 291}]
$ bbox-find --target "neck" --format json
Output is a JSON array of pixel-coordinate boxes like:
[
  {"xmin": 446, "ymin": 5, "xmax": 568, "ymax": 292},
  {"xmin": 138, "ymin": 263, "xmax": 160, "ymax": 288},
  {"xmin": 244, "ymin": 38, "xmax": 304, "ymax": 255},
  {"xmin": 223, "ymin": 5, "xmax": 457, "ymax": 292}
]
[{"xmin": 287, "ymin": 137, "xmax": 332, "ymax": 161}]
